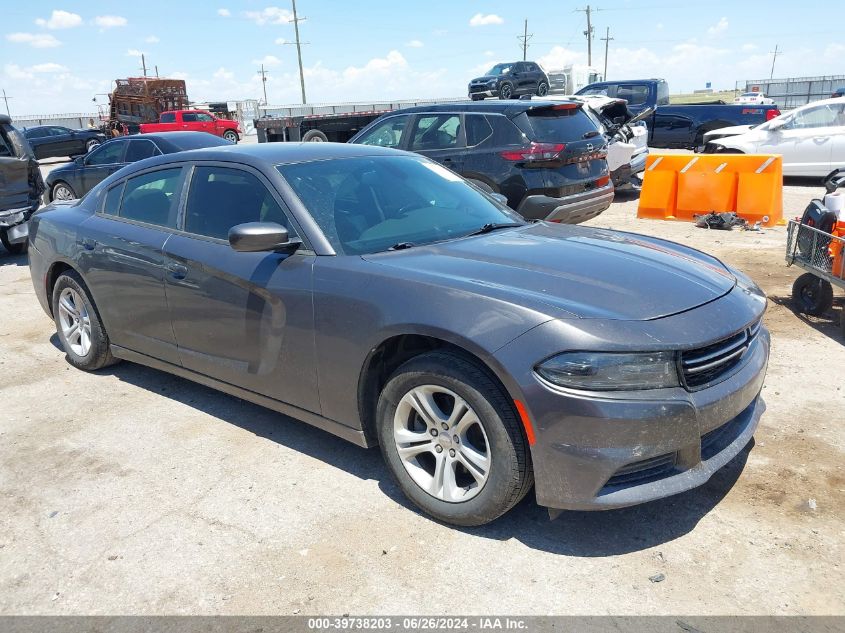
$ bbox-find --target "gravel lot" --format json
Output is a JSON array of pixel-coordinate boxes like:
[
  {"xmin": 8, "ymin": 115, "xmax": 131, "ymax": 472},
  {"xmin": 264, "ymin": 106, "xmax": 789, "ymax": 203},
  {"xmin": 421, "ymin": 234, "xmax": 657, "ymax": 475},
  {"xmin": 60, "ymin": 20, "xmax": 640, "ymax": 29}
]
[{"xmin": 0, "ymin": 157, "xmax": 842, "ymax": 615}]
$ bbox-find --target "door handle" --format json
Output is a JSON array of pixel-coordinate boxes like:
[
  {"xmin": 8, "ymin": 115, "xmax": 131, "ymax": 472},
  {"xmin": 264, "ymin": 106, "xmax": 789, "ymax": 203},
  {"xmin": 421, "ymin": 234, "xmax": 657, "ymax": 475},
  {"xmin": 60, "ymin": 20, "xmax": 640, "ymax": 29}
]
[
  {"xmin": 80, "ymin": 238, "xmax": 97, "ymax": 251},
  {"xmin": 442, "ymin": 157, "xmax": 454, "ymax": 163},
  {"xmin": 166, "ymin": 262, "xmax": 188, "ymax": 280}
]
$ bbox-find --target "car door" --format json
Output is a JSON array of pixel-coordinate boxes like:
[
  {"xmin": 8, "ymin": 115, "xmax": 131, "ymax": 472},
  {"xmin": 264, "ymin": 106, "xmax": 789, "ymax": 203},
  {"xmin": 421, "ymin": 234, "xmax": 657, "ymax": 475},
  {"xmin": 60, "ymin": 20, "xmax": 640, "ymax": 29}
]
[
  {"xmin": 162, "ymin": 163, "xmax": 319, "ymax": 412},
  {"xmin": 760, "ymin": 104, "xmax": 838, "ymax": 175},
  {"xmin": 181, "ymin": 112, "xmax": 199, "ymax": 131},
  {"xmin": 77, "ymin": 166, "xmax": 186, "ymax": 364},
  {"xmin": 49, "ymin": 127, "xmax": 77, "ymax": 156},
  {"xmin": 194, "ymin": 113, "xmax": 217, "ymax": 135},
  {"xmin": 80, "ymin": 139, "xmax": 128, "ymax": 193},
  {"xmin": 406, "ymin": 113, "xmax": 465, "ymax": 173},
  {"xmin": 511, "ymin": 63, "xmax": 530, "ymax": 94},
  {"xmin": 525, "ymin": 63, "xmax": 542, "ymax": 92}
]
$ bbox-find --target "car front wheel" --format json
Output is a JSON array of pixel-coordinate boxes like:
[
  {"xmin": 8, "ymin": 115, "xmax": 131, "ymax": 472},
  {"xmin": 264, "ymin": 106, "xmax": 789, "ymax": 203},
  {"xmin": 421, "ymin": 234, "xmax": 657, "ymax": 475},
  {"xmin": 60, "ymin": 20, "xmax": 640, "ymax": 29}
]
[
  {"xmin": 499, "ymin": 83, "xmax": 514, "ymax": 100},
  {"xmin": 223, "ymin": 130, "xmax": 239, "ymax": 143},
  {"xmin": 52, "ymin": 271, "xmax": 118, "ymax": 371},
  {"xmin": 537, "ymin": 81, "xmax": 549, "ymax": 97},
  {"xmin": 51, "ymin": 181, "xmax": 77, "ymax": 202},
  {"xmin": 86, "ymin": 139, "xmax": 101, "ymax": 152},
  {"xmin": 377, "ymin": 351, "xmax": 533, "ymax": 526}
]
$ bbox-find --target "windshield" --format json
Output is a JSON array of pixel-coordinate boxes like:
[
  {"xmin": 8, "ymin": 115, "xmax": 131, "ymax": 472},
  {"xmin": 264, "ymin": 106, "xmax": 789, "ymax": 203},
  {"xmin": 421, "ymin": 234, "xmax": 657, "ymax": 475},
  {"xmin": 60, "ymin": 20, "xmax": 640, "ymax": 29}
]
[
  {"xmin": 485, "ymin": 64, "xmax": 513, "ymax": 76},
  {"xmin": 277, "ymin": 156, "xmax": 523, "ymax": 255}
]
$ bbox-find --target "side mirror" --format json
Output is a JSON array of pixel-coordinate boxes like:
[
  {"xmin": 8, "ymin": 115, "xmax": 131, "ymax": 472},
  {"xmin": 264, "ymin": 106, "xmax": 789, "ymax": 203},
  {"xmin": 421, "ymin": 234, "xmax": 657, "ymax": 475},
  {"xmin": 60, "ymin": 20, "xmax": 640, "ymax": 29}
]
[{"xmin": 228, "ymin": 222, "xmax": 299, "ymax": 253}]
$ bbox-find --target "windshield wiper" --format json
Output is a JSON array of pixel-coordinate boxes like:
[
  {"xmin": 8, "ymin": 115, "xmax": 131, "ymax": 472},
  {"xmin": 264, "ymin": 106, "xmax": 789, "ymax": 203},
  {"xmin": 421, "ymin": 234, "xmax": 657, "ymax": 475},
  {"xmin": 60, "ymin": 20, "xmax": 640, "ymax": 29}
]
[
  {"xmin": 388, "ymin": 242, "xmax": 415, "ymax": 251},
  {"xmin": 464, "ymin": 222, "xmax": 524, "ymax": 238}
]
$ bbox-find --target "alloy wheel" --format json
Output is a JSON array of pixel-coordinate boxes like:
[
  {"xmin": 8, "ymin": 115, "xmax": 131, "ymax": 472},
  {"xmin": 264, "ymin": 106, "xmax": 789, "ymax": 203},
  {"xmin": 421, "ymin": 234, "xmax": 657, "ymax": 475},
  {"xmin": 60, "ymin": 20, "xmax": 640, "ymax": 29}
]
[
  {"xmin": 86, "ymin": 139, "xmax": 100, "ymax": 152},
  {"xmin": 53, "ymin": 184, "xmax": 75, "ymax": 201},
  {"xmin": 500, "ymin": 84, "xmax": 513, "ymax": 99},
  {"xmin": 58, "ymin": 287, "xmax": 92, "ymax": 357},
  {"xmin": 393, "ymin": 385, "xmax": 491, "ymax": 503}
]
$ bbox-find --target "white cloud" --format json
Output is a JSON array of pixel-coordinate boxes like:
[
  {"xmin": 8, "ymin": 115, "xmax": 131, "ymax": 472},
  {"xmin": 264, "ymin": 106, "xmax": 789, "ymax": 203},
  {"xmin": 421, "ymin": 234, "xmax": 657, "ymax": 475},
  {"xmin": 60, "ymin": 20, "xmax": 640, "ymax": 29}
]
[
  {"xmin": 707, "ymin": 17, "xmax": 728, "ymax": 36},
  {"xmin": 94, "ymin": 15, "xmax": 128, "ymax": 29},
  {"xmin": 126, "ymin": 49, "xmax": 145, "ymax": 58},
  {"xmin": 406, "ymin": 40, "xmax": 424, "ymax": 48},
  {"xmin": 4, "ymin": 64, "xmax": 34, "ymax": 80},
  {"xmin": 484, "ymin": 50, "xmax": 495, "ymax": 57},
  {"xmin": 656, "ymin": 23, "xmax": 664, "ymax": 31},
  {"xmin": 252, "ymin": 55, "xmax": 282, "ymax": 67},
  {"xmin": 741, "ymin": 43, "xmax": 757, "ymax": 52},
  {"xmin": 34, "ymin": 10, "xmax": 83, "ymax": 29},
  {"xmin": 145, "ymin": 35, "xmax": 160, "ymax": 44},
  {"xmin": 244, "ymin": 7, "xmax": 293, "ymax": 25},
  {"xmin": 217, "ymin": 8, "xmax": 231, "ymax": 17},
  {"xmin": 537, "ymin": 45, "xmax": 587, "ymax": 71},
  {"xmin": 6, "ymin": 32, "xmax": 61, "ymax": 48},
  {"xmin": 30, "ymin": 63, "xmax": 69, "ymax": 73},
  {"xmin": 275, "ymin": 37, "xmax": 289, "ymax": 45},
  {"xmin": 469, "ymin": 13, "xmax": 504, "ymax": 27}
]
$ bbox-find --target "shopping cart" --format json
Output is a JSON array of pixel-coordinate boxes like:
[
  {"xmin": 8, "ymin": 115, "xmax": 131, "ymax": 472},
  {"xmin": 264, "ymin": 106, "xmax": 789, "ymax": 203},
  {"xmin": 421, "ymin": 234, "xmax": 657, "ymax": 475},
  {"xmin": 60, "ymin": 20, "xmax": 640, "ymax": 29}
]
[{"xmin": 785, "ymin": 218, "xmax": 845, "ymax": 338}]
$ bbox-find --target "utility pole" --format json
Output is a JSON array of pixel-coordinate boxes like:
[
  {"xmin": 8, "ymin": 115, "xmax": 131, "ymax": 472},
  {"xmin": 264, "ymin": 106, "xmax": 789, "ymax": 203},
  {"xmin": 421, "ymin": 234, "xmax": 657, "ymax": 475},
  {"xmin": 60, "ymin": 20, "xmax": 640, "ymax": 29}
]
[
  {"xmin": 140, "ymin": 53, "xmax": 148, "ymax": 77},
  {"xmin": 517, "ymin": 19, "xmax": 533, "ymax": 61},
  {"xmin": 769, "ymin": 44, "xmax": 782, "ymax": 80},
  {"xmin": 257, "ymin": 64, "xmax": 269, "ymax": 105},
  {"xmin": 577, "ymin": 5, "xmax": 596, "ymax": 66},
  {"xmin": 290, "ymin": 0, "xmax": 307, "ymax": 104},
  {"xmin": 600, "ymin": 27, "xmax": 613, "ymax": 79},
  {"xmin": 1, "ymin": 89, "xmax": 12, "ymax": 117},
  {"xmin": 155, "ymin": 65, "xmax": 159, "ymax": 78}
]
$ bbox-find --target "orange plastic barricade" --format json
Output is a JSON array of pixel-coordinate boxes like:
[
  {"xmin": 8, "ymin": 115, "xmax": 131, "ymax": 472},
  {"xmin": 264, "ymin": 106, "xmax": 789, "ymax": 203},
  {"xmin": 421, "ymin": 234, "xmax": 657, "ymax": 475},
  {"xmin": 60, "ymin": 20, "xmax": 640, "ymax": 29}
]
[{"xmin": 637, "ymin": 153, "xmax": 783, "ymax": 227}]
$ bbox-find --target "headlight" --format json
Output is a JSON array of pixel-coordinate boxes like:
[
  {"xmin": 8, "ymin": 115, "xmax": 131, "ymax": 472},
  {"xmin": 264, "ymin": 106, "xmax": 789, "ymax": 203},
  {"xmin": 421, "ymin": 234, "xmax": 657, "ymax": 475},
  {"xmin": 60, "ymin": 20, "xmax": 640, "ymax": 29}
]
[
  {"xmin": 535, "ymin": 351, "xmax": 679, "ymax": 391},
  {"xmin": 487, "ymin": 79, "xmax": 497, "ymax": 86}
]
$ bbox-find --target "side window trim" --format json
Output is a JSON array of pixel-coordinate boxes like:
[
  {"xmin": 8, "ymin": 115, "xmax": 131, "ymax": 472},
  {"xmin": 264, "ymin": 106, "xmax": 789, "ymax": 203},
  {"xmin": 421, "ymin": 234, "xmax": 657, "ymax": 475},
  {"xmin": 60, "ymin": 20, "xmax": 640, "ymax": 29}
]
[
  {"xmin": 99, "ymin": 181, "xmax": 126, "ymax": 216},
  {"xmin": 465, "ymin": 114, "xmax": 493, "ymax": 148},
  {"xmin": 176, "ymin": 160, "xmax": 308, "ymax": 248},
  {"xmin": 98, "ymin": 165, "xmax": 188, "ymax": 230}
]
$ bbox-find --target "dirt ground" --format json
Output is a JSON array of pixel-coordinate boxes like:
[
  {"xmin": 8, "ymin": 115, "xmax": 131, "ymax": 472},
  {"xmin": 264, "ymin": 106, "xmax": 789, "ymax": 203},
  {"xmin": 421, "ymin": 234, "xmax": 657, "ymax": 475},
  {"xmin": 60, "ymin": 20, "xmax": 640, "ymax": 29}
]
[{"xmin": 0, "ymin": 163, "xmax": 843, "ymax": 615}]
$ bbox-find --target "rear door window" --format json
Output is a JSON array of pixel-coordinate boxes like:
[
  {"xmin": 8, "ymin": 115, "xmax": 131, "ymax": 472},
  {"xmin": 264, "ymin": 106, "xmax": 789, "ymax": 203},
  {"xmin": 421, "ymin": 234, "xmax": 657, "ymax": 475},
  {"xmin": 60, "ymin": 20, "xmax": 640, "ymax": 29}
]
[
  {"xmin": 409, "ymin": 114, "xmax": 462, "ymax": 150},
  {"xmin": 466, "ymin": 115, "xmax": 493, "ymax": 147},
  {"xmin": 517, "ymin": 107, "xmax": 599, "ymax": 142},
  {"xmin": 182, "ymin": 113, "xmax": 198, "ymax": 122},
  {"xmin": 125, "ymin": 139, "xmax": 160, "ymax": 162},
  {"xmin": 119, "ymin": 168, "xmax": 183, "ymax": 228},
  {"xmin": 160, "ymin": 112, "xmax": 176, "ymax": 123}
]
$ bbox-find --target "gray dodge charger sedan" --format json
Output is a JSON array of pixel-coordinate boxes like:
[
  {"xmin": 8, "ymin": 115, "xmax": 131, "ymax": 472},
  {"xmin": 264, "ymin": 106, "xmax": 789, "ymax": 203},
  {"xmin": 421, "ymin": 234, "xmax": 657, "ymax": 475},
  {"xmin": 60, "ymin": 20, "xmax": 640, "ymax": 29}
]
[{"xmin": 27, "ymin": 142, "xmax": 769, "ymax": 526}]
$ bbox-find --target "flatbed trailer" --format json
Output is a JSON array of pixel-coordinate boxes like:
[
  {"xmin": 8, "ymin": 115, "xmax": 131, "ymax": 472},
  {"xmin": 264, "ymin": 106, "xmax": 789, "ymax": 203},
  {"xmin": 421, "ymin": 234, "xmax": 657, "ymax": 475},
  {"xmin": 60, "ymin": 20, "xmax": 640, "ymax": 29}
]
[{"xmin": 254, "ymin": 97, "xmax": 465, "ymax": 143}]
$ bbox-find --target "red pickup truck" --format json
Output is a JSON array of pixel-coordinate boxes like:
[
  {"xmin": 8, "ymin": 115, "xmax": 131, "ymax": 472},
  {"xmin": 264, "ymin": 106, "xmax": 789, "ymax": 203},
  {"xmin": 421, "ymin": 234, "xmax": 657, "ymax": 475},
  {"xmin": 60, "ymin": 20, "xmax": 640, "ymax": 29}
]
[{"xmin": 139, "ymin": 110, "xmax": 241, "ymax": 142}]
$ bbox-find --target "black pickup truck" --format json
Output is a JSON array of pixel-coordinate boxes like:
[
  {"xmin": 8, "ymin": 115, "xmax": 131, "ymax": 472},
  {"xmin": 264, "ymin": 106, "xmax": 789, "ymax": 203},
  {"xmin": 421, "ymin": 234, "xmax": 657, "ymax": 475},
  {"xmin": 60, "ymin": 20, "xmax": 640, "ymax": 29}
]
[{"xmin": 576, "ymin": 79, "xmax": 781, "ymax": 150}]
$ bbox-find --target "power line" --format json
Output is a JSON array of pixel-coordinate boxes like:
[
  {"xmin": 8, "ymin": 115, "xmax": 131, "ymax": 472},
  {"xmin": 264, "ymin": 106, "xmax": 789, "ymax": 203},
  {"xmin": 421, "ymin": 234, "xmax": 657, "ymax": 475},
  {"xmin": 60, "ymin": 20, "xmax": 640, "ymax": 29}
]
[
  {"xmin": 1, "ymin": 89, "xmax": 12, "ymax": 117},
  {"xmin": 600, "ymin": 27, "xmax": 614, "ymax": 79},
  {"xmin": 769, "ymin": 44, "xmax": 783, "ymax": 79},
  {"xmin": 289, "ymin": 0, "xmax": 307, "ymax": 104},
  {"xmin": 257, "ymin": 64, "xmax": 269, "ymax": 105},
  {"xmin": 517, "ymin": 19, "xmax": 533, "ymax": 61},
  {"xmin": 576, "ymin": 5, "xmax": 600, "ymax": 66}
]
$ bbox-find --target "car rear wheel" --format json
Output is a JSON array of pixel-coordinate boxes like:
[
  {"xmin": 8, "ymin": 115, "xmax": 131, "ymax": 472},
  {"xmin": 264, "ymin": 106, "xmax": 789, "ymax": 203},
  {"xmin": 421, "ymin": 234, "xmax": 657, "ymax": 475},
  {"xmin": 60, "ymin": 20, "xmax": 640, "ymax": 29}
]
[
  {"xmin": 51, "ymin": 181, "xmax": 77, "ymax": 202},
  {"xmin": 499, "ymin": 83, "xmax": 514, "ymax": 100},
  {"xmin": 0, "ymin": 230, "xmax": 27, "ymax": 255},
  {"xmin": 376, "ymin": 351, "xmax": 533, "ymax": 526},
  {"xmin": 222, "ymin": 130, "xmax": 239, "ymax": 143},
  {"xmin": 792, "ymin": 272, "xmax": 834, "ymax": 316},
  {"xmin": 52, "ymin": 271, "xmax": 118, "ymax": 371},
  {"xmin": 301, "ymin": 129, "xmax": 328, "ymax": 142},
  {"xmin": 85, "ymin": 139, "xmax": 101, "ymax": 153},
  {"xmin": 537, "ymin": 81, "xmax": 549, "ymax": 97}
]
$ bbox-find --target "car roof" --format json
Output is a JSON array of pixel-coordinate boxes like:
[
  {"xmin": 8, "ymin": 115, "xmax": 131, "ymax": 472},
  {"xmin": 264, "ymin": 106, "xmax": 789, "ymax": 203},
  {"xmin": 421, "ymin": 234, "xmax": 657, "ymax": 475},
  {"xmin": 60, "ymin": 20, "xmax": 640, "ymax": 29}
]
[
  {"xmin": 133, "ymin": 131, "xmax": 232, "ymax": 151},
  {"xmin": 385, "ymin": 99, "xmax": 582, "ymax": 117}
]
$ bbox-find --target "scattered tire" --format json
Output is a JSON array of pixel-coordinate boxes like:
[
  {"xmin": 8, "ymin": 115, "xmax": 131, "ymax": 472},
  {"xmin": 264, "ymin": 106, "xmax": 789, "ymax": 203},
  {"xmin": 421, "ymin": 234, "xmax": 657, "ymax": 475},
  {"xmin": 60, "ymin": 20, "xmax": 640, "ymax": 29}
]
[
  {"xmin": 222, "ymin": 130, "xmax": 239, "ymax": 143},
  {"xmin": 376, "ymin": 351, "xmax": 533, "ymax": 526},
  {"xmin": 51, "ymin": 270, "xmax": 118, "ymax": 371},
  {"xmin": 537, "ymin": 81, "xmax": 549, "ymax": 97},
  {"xmin": 51, "ymin": 181, "xmax": 77, "ymax": 202},
  {"xmin": 499, "ymin": 83, "xmax": 514, "ymax": 100},
  {"xmin": 302, "ymin": 129, "xmax": 329, "ymax": 142},
  {"xmin": 792, "ymin": 272, "xmax": 834, "ymax": 316},
  {"xmin": 0, "ymin": 230, "xmax": 27, "ymax": 255},
  {"xmin": 85, "ymin": 139, "xmax": 101, "ymax": 153}
]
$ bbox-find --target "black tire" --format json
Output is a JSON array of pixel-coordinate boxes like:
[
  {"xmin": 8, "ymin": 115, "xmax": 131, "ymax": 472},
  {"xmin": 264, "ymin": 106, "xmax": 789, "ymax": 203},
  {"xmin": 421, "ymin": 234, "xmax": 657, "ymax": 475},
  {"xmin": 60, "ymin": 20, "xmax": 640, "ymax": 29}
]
[
  {"xmin": 471, "ymin": 94, "xmax": 484, "ymax": 101},
  {"xmin": 376, "ymin": 351, "xmax": 533, "ymax": 526},
  {"xmin": 301, "ymin": 129, "xmax": 328, "ymax": 142},
  {"xmin": 1, "ymin": 230, "xmax": 27, "ymax": 255},
  {"xmin": 85, "ymin": 138, "xmax": 101, "ymax": 153},
  {"xmin": 51, "ymin": 270, "xmax": 118, "ymax": 371},
  {"xmin": 792, "ymin": 273, "xmax": 834, "ymax": 316},
  {"xmin": 499, "ymin": 83, "xmax": 514, "ymax": 100},
  {"xmin": 537, "ymin": 81, "xmax": 549, "ymax": 97},
  {"xmin": 51, "ymin": 181, "xmax": 77, "ymax": 202},
  {"xmin": 222, "ymin": 130, "xmax": 239, "ymax": 143}
]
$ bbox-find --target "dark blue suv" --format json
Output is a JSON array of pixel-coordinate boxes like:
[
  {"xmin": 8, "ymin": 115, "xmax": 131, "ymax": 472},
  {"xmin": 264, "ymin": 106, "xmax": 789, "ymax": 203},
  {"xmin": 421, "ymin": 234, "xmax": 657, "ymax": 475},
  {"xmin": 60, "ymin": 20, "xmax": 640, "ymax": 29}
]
[{"xmin": 468, "ymin": 62, "xmax": 550, "ymax": 100}]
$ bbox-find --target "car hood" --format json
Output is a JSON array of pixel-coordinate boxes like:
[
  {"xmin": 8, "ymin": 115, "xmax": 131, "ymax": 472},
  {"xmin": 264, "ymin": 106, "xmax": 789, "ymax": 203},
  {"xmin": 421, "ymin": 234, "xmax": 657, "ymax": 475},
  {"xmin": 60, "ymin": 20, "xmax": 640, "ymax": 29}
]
[
  {"xmin": 363, "ymin": 223, "xmax": 736, "ymax": 321},
  {"xmin": 470, "ymin": 75, "xmax": 499, "ymax": 83},
  {"xmin": 703, "ymin": 124, "xmax": 755, "ymax": 141}
]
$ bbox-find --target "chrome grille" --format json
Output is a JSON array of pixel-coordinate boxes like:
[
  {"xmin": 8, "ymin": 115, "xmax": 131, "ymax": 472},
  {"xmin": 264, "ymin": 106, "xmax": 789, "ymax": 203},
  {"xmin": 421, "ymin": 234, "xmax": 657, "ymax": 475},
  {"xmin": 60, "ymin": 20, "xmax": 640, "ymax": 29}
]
[{"xmin": 681, "ymin": 321, "xmax": 761, "ymax": 389}]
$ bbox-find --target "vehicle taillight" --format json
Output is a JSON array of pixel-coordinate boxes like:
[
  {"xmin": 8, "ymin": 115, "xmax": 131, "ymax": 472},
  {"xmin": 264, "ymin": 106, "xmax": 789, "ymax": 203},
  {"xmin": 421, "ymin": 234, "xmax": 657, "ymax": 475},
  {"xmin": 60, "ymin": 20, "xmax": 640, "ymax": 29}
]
[
  {"xmin": 595, "ymin": 175, "xmax": 610, "ymax": 187},
  {"xmin": 500, "ymin": 142, "xmax": 565, "ymax": 161},
  {"xmin": 766, "ymin": 109, "xmax": 781, "ymax": 121}
]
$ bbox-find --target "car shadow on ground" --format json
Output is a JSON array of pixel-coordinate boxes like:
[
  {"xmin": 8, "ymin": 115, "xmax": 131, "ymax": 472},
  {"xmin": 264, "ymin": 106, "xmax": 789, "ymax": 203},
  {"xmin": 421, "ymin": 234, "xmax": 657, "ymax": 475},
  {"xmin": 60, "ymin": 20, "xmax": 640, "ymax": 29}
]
[
  {"xmin": 0, "ymin": 250, "xmax": 28, "ymax": 266},
  {"xmin": 64, "ymin": 345, "xmax": 753, "ymax": 557},
  {"xmin": 769, "ymin": 294, "xmax": 844, "ymax": 342}
]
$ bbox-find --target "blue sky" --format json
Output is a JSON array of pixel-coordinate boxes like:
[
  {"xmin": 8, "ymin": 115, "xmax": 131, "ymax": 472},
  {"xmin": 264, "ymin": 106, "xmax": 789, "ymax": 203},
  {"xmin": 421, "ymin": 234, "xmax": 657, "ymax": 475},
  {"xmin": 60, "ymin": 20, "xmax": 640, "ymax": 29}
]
[{"xmin": 2, "ymin": 1, "xmax": 843, "ymax": 116}]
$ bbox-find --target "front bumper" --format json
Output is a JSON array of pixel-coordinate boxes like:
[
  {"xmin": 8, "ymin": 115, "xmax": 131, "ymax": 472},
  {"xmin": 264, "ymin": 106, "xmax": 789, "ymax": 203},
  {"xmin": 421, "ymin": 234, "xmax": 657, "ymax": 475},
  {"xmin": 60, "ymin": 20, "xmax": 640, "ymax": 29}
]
[
  {"xmin": 494, "ymin": 306, "xmax": 770, "ymax": 511},
  {"xmin": 517, "ymin": 183, "xmax": 614, "ymax": 224},
  {"xmin": 468, "ymin": 87, "xmax": 497, "ymax": 98},
  {"xmin": 0, "ymin": 208, "xmax": 32, "ymax": 244}
]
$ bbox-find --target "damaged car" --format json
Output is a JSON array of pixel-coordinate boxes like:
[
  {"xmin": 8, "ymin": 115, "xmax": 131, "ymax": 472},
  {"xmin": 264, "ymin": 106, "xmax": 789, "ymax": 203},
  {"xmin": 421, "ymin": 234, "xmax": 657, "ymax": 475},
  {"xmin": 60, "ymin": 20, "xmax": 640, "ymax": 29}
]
[{"xmin": 0, "ymin": 115, "xmax": 44, "ymax": 254}]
